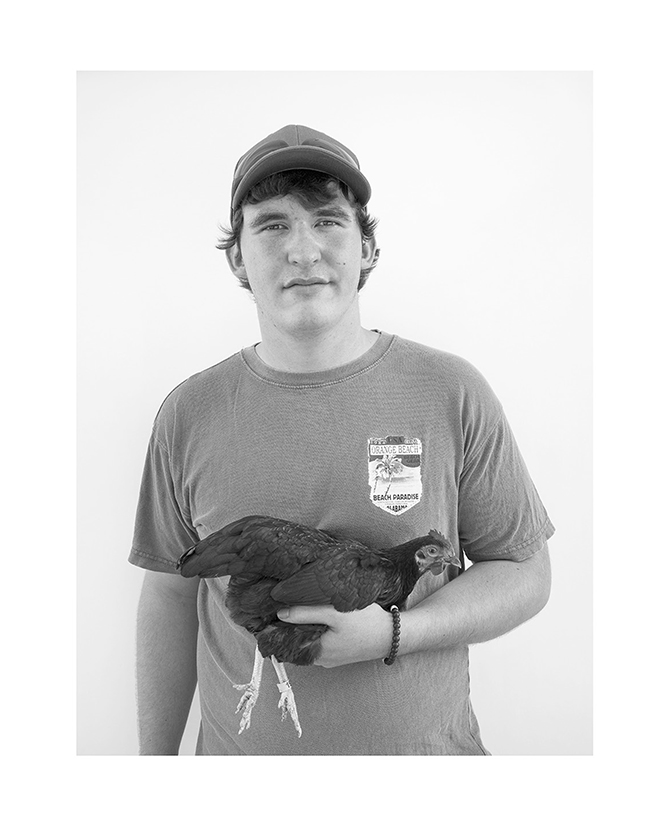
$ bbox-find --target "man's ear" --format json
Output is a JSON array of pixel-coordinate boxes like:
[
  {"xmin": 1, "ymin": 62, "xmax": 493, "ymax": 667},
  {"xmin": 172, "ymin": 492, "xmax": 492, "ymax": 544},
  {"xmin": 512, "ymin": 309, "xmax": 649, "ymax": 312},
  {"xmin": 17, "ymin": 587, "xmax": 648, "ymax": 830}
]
[
  {"xmin": 361, "ymin": 235, "xmax": 380, "ymax": 271},
  {"xmin": 226, "ymin": 244, "xmax": 247, "ymax": 280}
]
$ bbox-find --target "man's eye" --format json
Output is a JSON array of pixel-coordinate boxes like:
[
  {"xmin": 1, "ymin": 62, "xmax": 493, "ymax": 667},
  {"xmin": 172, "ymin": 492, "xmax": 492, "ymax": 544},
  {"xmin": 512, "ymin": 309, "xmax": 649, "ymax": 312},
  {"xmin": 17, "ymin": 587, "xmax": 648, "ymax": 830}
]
[{"xmin": 316, "ymin": 220, "xmax": 338, "ymax": 227}]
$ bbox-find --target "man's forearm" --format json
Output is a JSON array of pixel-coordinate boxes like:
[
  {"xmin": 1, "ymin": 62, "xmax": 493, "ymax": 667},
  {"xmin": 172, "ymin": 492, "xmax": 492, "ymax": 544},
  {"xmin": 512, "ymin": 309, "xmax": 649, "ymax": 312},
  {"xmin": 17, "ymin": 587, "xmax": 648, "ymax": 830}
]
[
  {"xmin": 136, "ymin": 573, "xmax": 200, "ymax": 755},
  {"xmin": 282, "ymin": 543, "xmax": 551, "ymax": 667},
  {"xmin": 401, "ymin": 543, "xmax": 551, "ymax": 655}
]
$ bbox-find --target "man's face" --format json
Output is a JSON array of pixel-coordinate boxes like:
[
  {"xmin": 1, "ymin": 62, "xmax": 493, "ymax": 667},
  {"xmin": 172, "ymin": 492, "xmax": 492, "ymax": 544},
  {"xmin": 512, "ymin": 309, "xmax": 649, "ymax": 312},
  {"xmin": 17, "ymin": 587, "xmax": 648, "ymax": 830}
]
[{"xmin": 229, "ymin": 190, "xmax": 376, "ymax": 339}]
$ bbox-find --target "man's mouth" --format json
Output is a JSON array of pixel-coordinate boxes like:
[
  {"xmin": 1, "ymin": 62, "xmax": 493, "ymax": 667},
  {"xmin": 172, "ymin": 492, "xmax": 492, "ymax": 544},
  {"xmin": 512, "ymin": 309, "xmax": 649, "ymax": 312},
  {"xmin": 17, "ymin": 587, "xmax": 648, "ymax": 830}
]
[{"xmin": 284, "ymin": 277, "xmax": 328, "ymax": 289}]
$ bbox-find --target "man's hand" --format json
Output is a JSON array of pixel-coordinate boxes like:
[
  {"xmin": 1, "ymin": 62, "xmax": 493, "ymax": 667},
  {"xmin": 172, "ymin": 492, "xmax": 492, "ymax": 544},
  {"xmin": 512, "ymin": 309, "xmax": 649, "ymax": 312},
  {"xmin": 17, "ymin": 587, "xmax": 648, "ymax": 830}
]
[
  {"xmin": 276, "ymin": 543, "xmax": 551, "ymax": 668},
  {"xmin": 277, "ymin": 603, "xmax": 393, "ymax": 668}
]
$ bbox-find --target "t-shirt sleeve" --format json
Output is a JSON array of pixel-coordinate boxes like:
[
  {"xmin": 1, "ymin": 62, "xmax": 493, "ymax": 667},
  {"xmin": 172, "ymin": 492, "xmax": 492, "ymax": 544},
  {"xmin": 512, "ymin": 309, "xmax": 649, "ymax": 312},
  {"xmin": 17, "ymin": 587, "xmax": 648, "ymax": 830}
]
[
  {"xmin": 458, "ymin": 409, "xmax": 555, "ymax": 563},
  {"xmin": 128, "ymin": 429, "xmax": 199, "ymax": 573}
]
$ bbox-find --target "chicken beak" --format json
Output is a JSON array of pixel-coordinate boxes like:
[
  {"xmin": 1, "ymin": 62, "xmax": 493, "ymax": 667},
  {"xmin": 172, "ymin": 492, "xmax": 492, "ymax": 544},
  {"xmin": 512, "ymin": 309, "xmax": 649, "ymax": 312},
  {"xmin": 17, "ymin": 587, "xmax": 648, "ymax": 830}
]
[
  {"xmin": 431, "ymin": 553, "xmax": 462, "ymax": 575},
  {"xmin": 417, "ymin": 549, "xmax": 462, "ymax": 576}
]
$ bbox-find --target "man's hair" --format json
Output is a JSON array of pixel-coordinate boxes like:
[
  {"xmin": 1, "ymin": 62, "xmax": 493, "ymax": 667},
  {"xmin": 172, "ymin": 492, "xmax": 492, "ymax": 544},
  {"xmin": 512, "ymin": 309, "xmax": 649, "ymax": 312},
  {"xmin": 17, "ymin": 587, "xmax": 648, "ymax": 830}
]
[{"xmin": 216, "ymin": 170, "xmax": 379, "ymax": 292}]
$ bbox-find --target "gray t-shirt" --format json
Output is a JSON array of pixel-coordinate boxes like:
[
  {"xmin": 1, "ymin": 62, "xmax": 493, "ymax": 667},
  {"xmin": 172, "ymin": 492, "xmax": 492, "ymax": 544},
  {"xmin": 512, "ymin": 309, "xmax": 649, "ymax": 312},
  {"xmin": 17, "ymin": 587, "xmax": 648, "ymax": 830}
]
[{"xmin": 129, "ymin": 332, "xmax": 554, "ymax": 754}]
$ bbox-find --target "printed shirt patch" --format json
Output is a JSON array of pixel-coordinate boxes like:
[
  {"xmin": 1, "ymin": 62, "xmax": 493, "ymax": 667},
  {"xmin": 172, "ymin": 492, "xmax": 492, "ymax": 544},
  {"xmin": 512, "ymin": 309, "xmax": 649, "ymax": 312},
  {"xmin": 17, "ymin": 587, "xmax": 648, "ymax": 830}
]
[{"xmin": 368, "ymin": 435, "xmax": 423, "ymax": 516}]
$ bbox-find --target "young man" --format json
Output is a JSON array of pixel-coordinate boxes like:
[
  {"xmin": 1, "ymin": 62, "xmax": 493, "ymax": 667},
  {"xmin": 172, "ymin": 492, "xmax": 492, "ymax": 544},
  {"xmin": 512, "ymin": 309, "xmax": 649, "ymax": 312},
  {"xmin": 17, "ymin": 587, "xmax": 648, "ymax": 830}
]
[{"xmin": 130, "ymin": 124, "xmax": 554, "ymax": 755}]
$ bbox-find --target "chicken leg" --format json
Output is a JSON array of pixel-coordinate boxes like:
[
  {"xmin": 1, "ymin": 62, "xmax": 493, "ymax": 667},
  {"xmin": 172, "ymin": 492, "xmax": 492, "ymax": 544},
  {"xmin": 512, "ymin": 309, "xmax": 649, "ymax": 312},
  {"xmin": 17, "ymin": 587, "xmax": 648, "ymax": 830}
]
[
  {"xmin": 233, "ymin": 645, "xmax": 264, "ymax": 734},
  {"xmin": 270, "ymin": 656, "xmax": 302, "ymax": 737}
]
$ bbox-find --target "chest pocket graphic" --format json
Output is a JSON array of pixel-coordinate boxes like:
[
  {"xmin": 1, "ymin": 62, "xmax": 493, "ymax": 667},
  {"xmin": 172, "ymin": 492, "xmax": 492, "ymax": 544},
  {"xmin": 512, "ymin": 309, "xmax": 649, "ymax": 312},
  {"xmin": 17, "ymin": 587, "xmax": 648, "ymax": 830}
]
[{"xmin": 368, "ymin": 435, "xmax": 423, "ymax": 516}]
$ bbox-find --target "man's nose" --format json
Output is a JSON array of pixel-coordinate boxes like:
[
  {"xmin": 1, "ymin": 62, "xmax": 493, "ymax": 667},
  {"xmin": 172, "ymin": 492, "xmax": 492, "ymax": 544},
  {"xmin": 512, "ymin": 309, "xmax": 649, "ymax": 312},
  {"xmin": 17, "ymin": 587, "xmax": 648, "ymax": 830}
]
[{"xmin": 287, "ymin": 223, "xmax": 321, "ymax": 266}]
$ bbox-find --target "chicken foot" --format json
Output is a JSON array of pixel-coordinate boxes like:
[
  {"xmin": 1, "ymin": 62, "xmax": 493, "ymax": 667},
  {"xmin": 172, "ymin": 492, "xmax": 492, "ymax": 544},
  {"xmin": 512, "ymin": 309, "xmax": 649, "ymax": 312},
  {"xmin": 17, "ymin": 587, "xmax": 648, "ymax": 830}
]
[
  {"xmin": 233, "ymin": 645, "xmax": 264, "ymax": 734},
  {"xmin": 270, "ymin": 656, "xmax": 302, "ymax": 738}
]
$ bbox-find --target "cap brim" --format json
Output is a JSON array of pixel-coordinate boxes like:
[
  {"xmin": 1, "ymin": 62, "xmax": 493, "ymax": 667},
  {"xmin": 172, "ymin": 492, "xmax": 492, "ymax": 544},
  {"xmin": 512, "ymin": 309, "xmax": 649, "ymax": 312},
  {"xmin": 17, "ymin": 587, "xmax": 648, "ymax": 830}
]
[{"xmin": 231, "ymin": 147, "xmax": 371, "ymax": 211}]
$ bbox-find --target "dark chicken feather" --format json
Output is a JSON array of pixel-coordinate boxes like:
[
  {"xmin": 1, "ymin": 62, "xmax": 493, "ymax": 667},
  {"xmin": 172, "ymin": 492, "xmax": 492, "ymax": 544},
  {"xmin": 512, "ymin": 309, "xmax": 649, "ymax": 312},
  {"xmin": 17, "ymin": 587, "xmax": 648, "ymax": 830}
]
[{"xmin": 178, "ymin": 515, "xmax": 460, "ymax": 666}]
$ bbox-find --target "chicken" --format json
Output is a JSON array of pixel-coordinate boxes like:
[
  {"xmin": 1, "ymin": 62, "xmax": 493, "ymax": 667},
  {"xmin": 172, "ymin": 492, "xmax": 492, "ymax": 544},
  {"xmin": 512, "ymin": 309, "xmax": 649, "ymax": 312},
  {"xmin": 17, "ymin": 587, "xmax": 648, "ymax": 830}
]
[{"xmin": 177, "ymin": 515, "xmax": 461, "ymax": 736}]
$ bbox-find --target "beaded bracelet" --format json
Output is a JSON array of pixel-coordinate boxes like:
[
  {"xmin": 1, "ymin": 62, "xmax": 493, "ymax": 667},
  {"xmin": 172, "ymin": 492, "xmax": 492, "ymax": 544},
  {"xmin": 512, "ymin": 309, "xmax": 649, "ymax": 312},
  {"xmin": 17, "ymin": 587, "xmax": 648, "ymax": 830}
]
[{"xmin": 383, "ymin": 605, "xmax": 401, "ymax": 665}]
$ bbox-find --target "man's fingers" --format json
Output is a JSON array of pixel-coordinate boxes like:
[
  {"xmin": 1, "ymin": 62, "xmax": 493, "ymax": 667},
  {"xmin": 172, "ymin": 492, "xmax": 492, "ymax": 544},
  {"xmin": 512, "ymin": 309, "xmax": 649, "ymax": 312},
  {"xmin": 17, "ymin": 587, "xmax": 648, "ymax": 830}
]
[{"xmin": 277, "ymin": 605, "xmax": 338, "ymax": 624}]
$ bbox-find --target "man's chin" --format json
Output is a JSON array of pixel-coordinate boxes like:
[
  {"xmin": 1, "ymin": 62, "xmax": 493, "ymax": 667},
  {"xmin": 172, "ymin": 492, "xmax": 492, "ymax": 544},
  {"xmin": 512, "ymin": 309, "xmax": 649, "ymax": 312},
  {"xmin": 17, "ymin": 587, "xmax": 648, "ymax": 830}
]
[
  {"xmin": 282, "ymin": 299, "xmax": 338, "ymax": 331},
  {"xmin": 285, "ymin": 313, "xmax": 332, "ymax": 336}
]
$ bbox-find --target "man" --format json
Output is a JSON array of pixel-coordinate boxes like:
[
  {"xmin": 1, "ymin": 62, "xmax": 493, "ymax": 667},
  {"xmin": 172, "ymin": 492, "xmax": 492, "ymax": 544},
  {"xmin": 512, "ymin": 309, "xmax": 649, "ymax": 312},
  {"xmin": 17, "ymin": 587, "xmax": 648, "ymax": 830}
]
[{"xmin": 130, "ymin": 124, "xmax": 554, "ymax": 755}]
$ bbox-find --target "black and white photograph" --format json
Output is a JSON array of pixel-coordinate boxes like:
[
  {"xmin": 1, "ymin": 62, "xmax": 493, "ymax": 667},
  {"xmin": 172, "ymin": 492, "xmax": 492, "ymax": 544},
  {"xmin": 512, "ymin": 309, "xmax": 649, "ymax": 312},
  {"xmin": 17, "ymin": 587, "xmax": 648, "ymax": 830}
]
[
  {"xmin": 6, "ymin": 2, "xmax": 668, "ymax": 836},
  {"xmin": 77, "ymin": 71, "xmax": 591, "ymax": 756}
]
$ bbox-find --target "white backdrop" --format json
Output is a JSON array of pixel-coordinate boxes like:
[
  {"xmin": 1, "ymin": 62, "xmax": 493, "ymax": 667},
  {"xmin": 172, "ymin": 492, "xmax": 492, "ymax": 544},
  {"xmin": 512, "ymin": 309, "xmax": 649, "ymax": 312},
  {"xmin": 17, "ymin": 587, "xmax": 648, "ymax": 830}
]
[{"xmin": 77, "ymin": 71, "xmax": 591, "ymax": 755}]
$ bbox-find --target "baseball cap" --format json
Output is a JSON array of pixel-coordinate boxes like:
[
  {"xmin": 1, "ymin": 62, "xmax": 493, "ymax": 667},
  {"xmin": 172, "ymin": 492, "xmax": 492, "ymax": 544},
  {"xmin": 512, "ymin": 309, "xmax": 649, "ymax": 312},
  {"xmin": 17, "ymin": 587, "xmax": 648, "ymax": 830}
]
[{"xmin": 230, "ymin": 124, "xmax": 372, "ymax": 215}]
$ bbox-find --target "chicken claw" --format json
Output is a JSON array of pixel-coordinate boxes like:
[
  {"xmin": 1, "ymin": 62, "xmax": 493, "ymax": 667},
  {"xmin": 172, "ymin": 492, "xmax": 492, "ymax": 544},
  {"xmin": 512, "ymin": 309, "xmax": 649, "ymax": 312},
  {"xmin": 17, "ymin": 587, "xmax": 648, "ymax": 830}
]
[
  {"xmin": 233, "ymin": 646, "xmax": 265, "ymax": 734},
  {"xmin": 272, "ymin": 656, "xmax": 302, "ymax": 737},
  {"xmin": 276, "ymin": 680, "xmax": 302, "ymax": 737},
  {"xmin": 233, "ymin": 683, "xmax": 259, "ymax": 733}
]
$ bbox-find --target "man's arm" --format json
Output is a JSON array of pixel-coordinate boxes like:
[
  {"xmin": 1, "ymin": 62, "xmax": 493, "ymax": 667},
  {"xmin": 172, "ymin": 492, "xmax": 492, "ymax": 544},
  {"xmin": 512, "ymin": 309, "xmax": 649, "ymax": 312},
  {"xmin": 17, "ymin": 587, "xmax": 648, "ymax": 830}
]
[
  {"xmin": 278, "ymin": 543, "xmax": 551, "ymax": 667},
  {"xmin": 400, "ymin": 541, "xmax": 551, "ymax": 653},
  {"xmin": 135, "ymin": 570, "xmax": 200, "ymax": 754}
]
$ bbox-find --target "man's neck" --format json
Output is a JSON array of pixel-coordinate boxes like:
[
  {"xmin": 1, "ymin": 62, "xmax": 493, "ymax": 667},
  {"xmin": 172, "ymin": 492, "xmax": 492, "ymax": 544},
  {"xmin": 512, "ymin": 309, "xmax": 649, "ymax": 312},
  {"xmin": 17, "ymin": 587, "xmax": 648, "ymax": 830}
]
[{"xmin": 254, "ymin": 324, "xmax": 379, "ymax": 373}]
